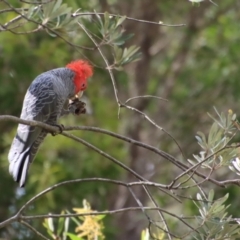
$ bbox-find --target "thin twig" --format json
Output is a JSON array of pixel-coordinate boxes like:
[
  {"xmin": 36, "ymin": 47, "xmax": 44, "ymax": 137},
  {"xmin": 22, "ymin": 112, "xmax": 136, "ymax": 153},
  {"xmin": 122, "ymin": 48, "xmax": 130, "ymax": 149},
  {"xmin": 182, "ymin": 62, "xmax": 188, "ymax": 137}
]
[
  {"xmin": 23, "ymin": 207, "xmax": 164, "ymax": 220},
  {"xmin": 148, "ymin": 221, "xmax": 178, "ymax": 239},
  {"xmin": 19, "ymin": 0, "xmax": 55, "ymax": 4},
  {"xmin": 0, "ymin": 114, "xmax": 185, "ymax": 175},
  {"xmin": 66, "ymin": 123, "xmax": 225, "ymax": 188},
  {"xmin": 143, "ymin": 186, "xmax": 173, "ymax": 240},
  {"xmin": 3, "ymin": 15, "xmax": 23, "ymax": 28},
  {"xmin": 127, "ymin": 186, "xmax": 154, "ymax": 226},
  {"xmin": 77, "ymin": 21, "xmax": 121, "ymax": 105},
  {"xmin": 121, "ymin": 102, "xmax": 186, "ymax": 159},
  {"xmin": 0, "ymin": 216, "xmax": 17, "ymax": 229},
  {"xmin": 0, "ymin": 8, "xmax": 27, "ymax": 14},
  {"xmin": 2, "ymin": 0, "xmax": 93, "ymax": 50},
  {"xmin": 73, "ymin": 12, "xmax": 186, "ymax": 27},
  {"xmin": 1, "ymin": 24, "xmax": 41, "ymax": 34},
  {"xmin": 78, "ymin": 15, "xmax": 185, "ymax": 169},
  {"xmin": 0, "ymin": 115, "xmax": 227, "ymax": 187},
  {"xmin": 0, "ymin": 178, "xmax": 193, "ymax": 232},
  {"xmin": 21, "ymin": 221, "xmax": 50, "ymax": 240},
  {"xmin": 64, "ymin": 125, "xmax": 186, "ymax": 169},
  {"xmin": 61, "ymin": 132, "xmax": 154, "ymax": 183},
  {"xmin": 16, "ymin": 178, "xmax": 168, "ymax": 217},
  {"xmin": 174, "ymin": 144, "xmax": 232, "ymax": 183},
  {"xmin": 125, "ymin": 95, "xmax": 168, "ymax": 104}
]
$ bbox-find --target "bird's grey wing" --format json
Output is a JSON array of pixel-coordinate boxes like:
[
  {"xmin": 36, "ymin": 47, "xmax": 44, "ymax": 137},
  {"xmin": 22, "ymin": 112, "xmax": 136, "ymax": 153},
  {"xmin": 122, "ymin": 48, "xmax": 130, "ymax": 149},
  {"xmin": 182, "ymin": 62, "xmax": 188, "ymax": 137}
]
[
  {"xmin": 16, "ymin": 75, "xmax": 58, "ymax": 151},
  {"xmin": 8, "ymin": 75, "xmax": 58, "ymax": 186}
]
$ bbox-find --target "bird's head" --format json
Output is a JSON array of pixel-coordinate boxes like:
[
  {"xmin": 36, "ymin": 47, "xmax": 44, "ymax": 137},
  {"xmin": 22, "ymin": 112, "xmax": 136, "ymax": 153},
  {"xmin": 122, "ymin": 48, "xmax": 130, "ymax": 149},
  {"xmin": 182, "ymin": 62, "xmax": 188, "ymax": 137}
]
[{"xmin": 66, "ymin": 60, "xmax": 93, "ymax": 96}]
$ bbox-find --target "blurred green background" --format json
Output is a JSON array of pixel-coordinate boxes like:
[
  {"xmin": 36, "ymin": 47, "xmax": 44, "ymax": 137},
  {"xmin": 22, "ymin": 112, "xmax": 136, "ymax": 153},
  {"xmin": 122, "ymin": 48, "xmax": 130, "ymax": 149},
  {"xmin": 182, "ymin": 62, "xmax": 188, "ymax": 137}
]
[{"xmin": 0, "ymin": 0, "xmax": 240, "ymax": 239}]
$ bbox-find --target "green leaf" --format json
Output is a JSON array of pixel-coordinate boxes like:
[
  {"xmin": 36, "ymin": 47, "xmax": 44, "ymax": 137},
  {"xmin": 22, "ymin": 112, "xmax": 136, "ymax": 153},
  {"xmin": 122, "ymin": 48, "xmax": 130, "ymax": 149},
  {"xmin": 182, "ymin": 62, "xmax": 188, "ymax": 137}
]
[
  {"xmin": 113, "ymin": 33, "xmax": 134, "ymax": 46},
  {"xmin": 114, "ymin": 46, "xmax": 123, "ymax": 62},
  {"xmin": 47, "ymin": 217, "xmax": 54, "ymax": 232},
  {"xmin": 66, "ymin": 232, "xmax": 84, "ymax": 240},
  {"xmin": 196, "ymin": 193, "xmax": 203, "ymax": 201},
  {"xmin": 95, "ymin": 214, "xmax": 106, "ymax": 220},
  {"xmin": 27, "ymin": 5, "xmax": 38, "ymax": 18},
  {"xmin": 43, "ymin": 219, "xmax": 54, "ymax": 238},
  {"xmin": 104, "ymin": 12, "xmax": 110, "ymax": 33},
  {"xmin": 63, "ymin": 216, "xmax": 70, "ymax": 240},
  {"xmin": 128, "ymin": 45, "xmax": 140, "ymax": 55},
  {"xmin": 45, "ymin": 28, "xmax": 57, "ymax": 37},
  {"xmin": 60, "ymin": 13, "xmax": 73, "ymax": 26},
  {"xmin": 212, "ymin": 193, "xmax": 229, "ymax": 208},
  {"xmin": 65, "ymin": 210, "xmax": 82, "ymax": 226},
  {"xmin": 114, "ymin": 66, "xmax": 124, "ymax": 71},
  {"xmin": 57, "ymin": 211, "xmax": 65, "ymax": 236},
  {"xmin": 208, "ymin": 189, "xmax": 214, "ymax": 203},
  {"xmin": 54, "ymin": 16, "xmax": 61, "ymax": 28},
  {"xmin": 232, "ymin": 113, "xmax": 237, "ymax": 121},
  {"xmin": 141, "ymin": 229, "xmax": 150, "ymax": 240},
  {"xmin": 50, "ymin": 5, "xmax": 72, "ymax": 20},
  {"xmin": 116, "ymin": 15, "xmax": 126, "ymax": 27},
  {"xmin": 43, "ymin": 0, "xmax": 55, "ymax": 18},
  {"xmin": 207, "ymin": 113, "xmax": 223, "ymax": 129},
  {"xmin": 95, "ymin": 10, "xmax": 104, "ymax": 32},
  {"xmin": 52, "ymin": 0, "xmax": 63, "ymax": 13}
]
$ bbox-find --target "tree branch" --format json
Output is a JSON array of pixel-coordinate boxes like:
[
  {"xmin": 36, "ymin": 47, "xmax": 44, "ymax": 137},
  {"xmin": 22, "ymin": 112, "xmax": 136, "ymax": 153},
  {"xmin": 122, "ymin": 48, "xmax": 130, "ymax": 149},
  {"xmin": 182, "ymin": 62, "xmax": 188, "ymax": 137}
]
[{"xmin": 0, "ymin": 115, "xmax": 228, "ymax": 188}]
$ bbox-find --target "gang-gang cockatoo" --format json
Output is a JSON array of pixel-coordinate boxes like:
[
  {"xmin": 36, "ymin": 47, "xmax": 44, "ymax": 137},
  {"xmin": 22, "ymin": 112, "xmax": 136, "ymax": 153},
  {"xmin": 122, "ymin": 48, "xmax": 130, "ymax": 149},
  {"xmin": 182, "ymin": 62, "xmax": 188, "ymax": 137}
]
[{"xmin": 8, "ymin": 60, "xmax": 93, "ymax": 187}]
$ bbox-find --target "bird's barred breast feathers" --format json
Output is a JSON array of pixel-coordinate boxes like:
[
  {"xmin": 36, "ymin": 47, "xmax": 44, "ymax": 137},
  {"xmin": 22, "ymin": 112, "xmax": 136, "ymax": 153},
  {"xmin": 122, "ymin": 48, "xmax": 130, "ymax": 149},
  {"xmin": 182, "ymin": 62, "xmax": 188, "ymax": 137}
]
[
  {"xmin": 17, "ymin": 60, "xmax": 93, "ymax": 133},
  {"xmin": 18, "ymin": 69, "xmax": 75, "ymax": 132}
]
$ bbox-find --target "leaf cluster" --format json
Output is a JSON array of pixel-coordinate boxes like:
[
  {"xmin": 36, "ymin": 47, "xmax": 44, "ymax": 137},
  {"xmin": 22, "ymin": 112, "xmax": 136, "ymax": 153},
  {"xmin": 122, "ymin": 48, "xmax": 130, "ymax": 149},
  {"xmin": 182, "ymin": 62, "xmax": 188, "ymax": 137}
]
[
  {"xmin": 194, "ymin": 190, "xmax": 240, "ymax": 240},
  {"xmin": 188, "ymin": 108, "xmax": 238, "ymax": 170},
  {"xmin": 43, "ymin": 200, "xmax": 105, "ymax": 240},
  {"xmin": 27, "ymin": 0, "xmax": 78, "ymax": 35},
  {"xmin": 95, "ymin": 12, "xmax": 141, "ymax": 70}
]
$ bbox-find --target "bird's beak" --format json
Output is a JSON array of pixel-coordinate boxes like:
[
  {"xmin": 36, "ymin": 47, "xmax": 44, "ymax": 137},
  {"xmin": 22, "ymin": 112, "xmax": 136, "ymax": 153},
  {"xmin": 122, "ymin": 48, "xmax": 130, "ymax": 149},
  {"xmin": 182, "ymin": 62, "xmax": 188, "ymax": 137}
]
[
  {"xmin": 70, "ymin": 91, "xmax": 84, "ymax": 103},
  {"xmin": 76, "ymin": 91, "xmax": 83, "ymax": 99}
]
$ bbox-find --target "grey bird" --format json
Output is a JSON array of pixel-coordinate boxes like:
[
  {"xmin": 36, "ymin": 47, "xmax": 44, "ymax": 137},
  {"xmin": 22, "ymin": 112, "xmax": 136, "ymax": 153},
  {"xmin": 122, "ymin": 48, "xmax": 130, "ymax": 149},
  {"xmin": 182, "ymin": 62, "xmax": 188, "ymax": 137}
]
[{"xmin": 8, "ymin": 60, "xmax": 93, "ymax": 187}]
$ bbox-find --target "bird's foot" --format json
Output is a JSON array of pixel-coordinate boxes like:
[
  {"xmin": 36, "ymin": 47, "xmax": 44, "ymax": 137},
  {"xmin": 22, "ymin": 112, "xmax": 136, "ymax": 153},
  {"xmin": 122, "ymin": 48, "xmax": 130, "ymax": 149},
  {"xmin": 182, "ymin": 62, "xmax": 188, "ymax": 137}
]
[
  {"xmin": 68, "ymin": 99, "xmax": 86, "ymax": 115},
  {"xmin": 51, "ymin": 124, "xmax": 64, "ymax": 136}
]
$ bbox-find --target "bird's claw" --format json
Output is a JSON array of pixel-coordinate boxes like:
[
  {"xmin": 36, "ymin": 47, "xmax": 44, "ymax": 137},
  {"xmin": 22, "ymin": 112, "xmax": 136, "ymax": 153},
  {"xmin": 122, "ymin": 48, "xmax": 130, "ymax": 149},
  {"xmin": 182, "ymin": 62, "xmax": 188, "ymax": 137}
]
[
  {"xmin": 68, "ymin": 98, "xmax": 86, "ymax": 115},
  {"xmin": 51, "ymin": 124, "xmax": 64, "ymax": 136}
]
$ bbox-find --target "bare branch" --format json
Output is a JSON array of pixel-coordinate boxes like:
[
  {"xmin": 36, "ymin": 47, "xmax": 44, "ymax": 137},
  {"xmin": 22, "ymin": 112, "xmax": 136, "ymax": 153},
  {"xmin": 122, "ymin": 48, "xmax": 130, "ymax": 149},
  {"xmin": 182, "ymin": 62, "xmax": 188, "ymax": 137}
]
[
  {"xmin": 0, "ymin": 115, "xmax": 228, "ymax": 187},
  {"xmin": 77, "ymin": 21, "xmax": 121, "ymax": 105},
  {"xmin": 143, "ymin": 186, "xmax": 173, "ymax": 240},
  {"xmin": 19, "ymin": 0, "xmax": 55, "ymax": 4},
  {"xmin": 22, "ymin": 207, "xmax": 167, "ymax": 220},
  {"xmin": 125, "ymin": 95, "xmax": 168, "ymax": 104},
  {"xmin": 21, "ymin": 221, "xmax": 50, "ymax": 240},
  {"xmin": 16, "ymin": 178, "xmax": 170, "ymax": 217},
  {"xmin": 73, "ymin": 12, "xmax": 186, "ymax": 27},
  {"xmin": 0, "ymin": 177, "xmax": 194, "ymax": 235},
  {"xmin": 0, "ymin": 8, "xmax": 27, "ymax": 14}
]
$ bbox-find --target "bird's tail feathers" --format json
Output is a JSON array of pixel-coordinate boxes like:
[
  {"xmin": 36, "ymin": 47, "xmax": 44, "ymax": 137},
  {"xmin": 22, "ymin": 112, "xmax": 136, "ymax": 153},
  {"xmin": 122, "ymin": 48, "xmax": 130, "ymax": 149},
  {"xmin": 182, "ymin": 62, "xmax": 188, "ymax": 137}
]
[{"xmin": 9, "ymin": 148, "xmax": 31, "ymax": 187}]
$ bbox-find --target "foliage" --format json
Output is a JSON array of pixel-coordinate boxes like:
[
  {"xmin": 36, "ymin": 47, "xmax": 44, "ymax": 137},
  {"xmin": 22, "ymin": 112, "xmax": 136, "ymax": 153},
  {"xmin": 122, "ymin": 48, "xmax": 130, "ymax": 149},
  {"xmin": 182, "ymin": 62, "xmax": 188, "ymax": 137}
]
[
  {"xmin": 43, "ymin": 200, "xmax": 105, "ymax": 240},
  {"xmin": 95, "ymin": 12, "xmax": 141, "ymax": 69},
  {"xmin": 188, "ymin": 108, "xmax": 238, "ymax": 169},
  {"xmin": 141, "ymin": 228, "xmax": 166, "ymax": 240},
  {"xmin": 0, "ymin": 0, "xmax": 240, "ymax": 240},
  {"xmin": 72, "ymin": 201, "xmax": 105, "ymax": 240},
  {"xmin": 29, "ymin": 0, "xmax": 78, "ymax": 36},
  {"xmin": 194, "ymin": 190, "xmax": 240, "ymax": 240}
]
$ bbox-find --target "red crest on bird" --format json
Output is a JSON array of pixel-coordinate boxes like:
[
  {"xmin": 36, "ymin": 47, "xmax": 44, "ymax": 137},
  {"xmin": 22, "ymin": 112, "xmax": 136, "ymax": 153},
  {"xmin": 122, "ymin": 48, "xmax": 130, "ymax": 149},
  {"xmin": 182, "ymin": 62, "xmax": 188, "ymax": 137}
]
[{"xmin": 66, "ymin": 60, "xmax": 93, "ymax": 94}]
